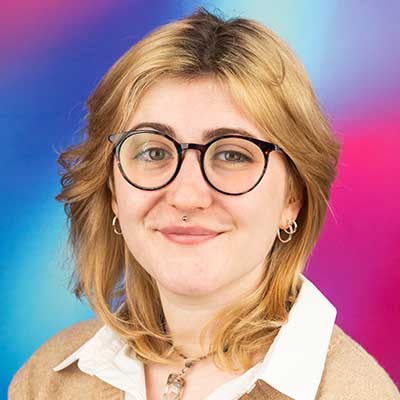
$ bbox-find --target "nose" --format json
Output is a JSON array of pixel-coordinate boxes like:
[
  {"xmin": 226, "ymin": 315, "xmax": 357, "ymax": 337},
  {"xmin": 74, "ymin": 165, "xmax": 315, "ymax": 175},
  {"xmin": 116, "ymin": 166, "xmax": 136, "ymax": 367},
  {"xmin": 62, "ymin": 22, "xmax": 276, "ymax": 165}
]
[{"xmin": 164, "ymin": 148, "xmax": 213, "ymax": 210}]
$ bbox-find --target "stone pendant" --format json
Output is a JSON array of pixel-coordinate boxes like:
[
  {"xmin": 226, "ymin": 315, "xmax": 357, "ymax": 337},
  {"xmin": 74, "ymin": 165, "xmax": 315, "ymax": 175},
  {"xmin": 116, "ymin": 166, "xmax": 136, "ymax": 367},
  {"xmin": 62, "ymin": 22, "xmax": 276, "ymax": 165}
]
[{"xmin": 162, "ymin": 373, "xmax": 185, "ymax": 400}]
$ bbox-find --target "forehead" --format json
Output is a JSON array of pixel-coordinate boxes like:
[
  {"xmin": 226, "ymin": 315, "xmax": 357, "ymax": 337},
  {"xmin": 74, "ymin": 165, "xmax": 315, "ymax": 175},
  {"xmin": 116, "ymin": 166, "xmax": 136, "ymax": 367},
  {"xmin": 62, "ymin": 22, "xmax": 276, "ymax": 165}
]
[{"xmin": 126, "ymin": 77, "xmax": 266, "ymax": 142}]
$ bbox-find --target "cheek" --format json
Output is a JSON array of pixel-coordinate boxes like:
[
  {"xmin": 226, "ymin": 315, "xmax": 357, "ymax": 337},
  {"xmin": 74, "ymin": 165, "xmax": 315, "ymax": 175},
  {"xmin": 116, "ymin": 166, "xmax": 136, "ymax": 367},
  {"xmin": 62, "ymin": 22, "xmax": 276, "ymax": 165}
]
[
  {"xmin": 233, "ymin": 185, "xmax": 283, "ymax": 256},
  {"xmin": 113, "ymin": 166, "xmax": 152, "ymax": 228},
  {"xmin": 240, "ymin": 172, "xmax": 283, "ymax": 223}
]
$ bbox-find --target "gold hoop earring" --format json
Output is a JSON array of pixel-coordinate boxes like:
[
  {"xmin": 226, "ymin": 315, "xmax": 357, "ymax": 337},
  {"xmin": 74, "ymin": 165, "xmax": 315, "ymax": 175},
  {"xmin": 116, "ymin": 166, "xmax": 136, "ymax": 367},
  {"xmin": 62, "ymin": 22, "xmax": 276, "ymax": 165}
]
[
  {"xmin": 277, "ymin": 219, "xmax": 297, "ymax": 243},
  {"xmin": 112, "ymin": 215, "xmax": 123, "ymax": 235}
]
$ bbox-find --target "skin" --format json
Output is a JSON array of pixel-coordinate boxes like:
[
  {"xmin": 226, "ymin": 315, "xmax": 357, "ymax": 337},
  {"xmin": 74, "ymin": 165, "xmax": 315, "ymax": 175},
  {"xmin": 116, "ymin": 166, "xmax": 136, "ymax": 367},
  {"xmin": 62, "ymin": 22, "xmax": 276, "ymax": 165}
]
[{"xmin": 111, "ymin": 76, "xmax": 302, "ymax": 398}]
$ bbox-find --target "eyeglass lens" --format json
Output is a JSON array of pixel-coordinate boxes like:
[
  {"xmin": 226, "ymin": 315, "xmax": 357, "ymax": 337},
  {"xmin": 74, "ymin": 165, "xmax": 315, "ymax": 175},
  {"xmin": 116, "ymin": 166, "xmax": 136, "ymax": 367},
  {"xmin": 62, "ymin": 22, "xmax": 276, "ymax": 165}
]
[{"xmin": 118, "ymin": 132, "xmax": 266, "ymax": 194}]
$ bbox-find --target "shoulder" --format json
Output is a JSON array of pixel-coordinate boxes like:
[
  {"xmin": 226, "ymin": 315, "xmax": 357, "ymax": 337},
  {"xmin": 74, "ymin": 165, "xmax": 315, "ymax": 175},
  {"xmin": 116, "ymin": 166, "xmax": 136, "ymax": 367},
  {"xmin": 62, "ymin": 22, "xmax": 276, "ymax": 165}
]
[
  {"xmin": 8, "ymin": 318, "xmax": 104, "ymax": 400},
  {"xmin": 14, "ymin": 318, "xmax": 103, "ymax": 368},
  {"xmin": 316, "ymin": 323, "xmax": 400, "ymax": 399}
]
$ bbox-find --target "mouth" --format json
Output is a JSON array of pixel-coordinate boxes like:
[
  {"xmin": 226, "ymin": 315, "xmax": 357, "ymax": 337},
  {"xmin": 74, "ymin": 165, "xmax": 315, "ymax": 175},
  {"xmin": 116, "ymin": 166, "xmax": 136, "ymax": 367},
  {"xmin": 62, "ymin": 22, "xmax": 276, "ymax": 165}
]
[{"xmin": 158, "ymin": 231, "xmax": 222, "ymax": 245}]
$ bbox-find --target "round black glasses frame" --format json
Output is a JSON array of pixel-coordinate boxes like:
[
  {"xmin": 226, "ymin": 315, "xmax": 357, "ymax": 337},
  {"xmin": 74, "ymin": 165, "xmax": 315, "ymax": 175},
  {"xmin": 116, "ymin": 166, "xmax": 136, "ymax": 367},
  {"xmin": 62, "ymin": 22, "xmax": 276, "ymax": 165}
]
[{"xmin": 108, "ymin": 129, "xmax": 286, "ymax": 196}]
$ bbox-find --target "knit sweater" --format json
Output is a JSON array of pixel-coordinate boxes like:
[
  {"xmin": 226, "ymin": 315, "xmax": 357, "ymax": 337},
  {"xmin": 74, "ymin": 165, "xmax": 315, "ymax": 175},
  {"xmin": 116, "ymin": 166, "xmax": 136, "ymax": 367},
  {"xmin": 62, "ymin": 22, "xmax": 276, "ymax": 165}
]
[{"xmin": 8, "ymin": 318, "xmax": 400, "ymax": 399}]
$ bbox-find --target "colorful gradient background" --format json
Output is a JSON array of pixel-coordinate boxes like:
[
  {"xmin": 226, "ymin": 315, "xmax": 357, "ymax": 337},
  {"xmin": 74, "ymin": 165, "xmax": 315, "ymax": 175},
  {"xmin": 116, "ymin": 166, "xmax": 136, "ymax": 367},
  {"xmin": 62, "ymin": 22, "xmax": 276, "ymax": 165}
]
[{"xmin": 2, "ymin": 0, "xmax": 399, "ymax": 396}]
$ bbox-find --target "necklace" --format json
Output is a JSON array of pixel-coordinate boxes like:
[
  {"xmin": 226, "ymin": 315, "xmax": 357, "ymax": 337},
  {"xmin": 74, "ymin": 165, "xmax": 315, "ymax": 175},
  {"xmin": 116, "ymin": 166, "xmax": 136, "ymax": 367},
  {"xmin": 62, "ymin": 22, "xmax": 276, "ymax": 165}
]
[{"xmin": 162, "ymin": 349, "xmax": 215, "ymax": 400}]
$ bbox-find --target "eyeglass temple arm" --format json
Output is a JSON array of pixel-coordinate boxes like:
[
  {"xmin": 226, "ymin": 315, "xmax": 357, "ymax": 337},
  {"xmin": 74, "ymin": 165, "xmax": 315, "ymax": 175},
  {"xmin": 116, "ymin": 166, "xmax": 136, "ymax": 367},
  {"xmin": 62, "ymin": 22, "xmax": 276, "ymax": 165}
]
[
  {"xmin": 108, "ymin": 134, "xmax": 119, "ymax": 144},
  {"xmin": 108, "ymin": 130, "xmax": 151, "ymax": 145}
]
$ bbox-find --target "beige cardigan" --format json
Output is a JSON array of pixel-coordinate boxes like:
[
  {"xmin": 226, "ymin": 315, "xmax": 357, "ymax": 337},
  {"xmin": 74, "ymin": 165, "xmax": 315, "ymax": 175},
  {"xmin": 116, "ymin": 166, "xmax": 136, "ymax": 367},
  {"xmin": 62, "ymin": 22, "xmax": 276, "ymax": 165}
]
[{"xmin": 8, "ymin": 318, "xmax": 400, "ymax": 400}]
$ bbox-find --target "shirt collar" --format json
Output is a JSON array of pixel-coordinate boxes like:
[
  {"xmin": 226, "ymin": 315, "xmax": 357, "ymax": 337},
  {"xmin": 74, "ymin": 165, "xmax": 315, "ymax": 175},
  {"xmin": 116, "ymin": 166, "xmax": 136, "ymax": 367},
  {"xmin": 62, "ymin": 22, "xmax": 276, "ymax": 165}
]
[
  {"xmin": 255, "ymin": 273, "xmax": 337, "ymax": 400},
  {"xmin": 53, "ymin": 322, "xmax": 147, "ymax": 399},
  {"xmin": 53, "ymin": 273, "xmax": 336, "ymax": 400}
]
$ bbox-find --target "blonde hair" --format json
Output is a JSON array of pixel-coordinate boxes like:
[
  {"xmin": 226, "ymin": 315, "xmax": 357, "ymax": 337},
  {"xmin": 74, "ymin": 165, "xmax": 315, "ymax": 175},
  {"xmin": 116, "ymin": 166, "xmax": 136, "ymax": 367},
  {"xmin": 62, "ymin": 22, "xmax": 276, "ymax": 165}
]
[{"xmin": 55, "ymin": 7, "xmax": 341, "ymax": 372}]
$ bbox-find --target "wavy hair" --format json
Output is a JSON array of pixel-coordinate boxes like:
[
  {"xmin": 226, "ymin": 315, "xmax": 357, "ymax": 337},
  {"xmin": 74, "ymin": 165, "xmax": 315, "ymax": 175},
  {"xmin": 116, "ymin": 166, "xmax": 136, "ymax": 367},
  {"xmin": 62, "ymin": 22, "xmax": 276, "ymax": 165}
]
[{"xmin": 55, "ymin": 7, "xmax": 342, "ymax": 371}]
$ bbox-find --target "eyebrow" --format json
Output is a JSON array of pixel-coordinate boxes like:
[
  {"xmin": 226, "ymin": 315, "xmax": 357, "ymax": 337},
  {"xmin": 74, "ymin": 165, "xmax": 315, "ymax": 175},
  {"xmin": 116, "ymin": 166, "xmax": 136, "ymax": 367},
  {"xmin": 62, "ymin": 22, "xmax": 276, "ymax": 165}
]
[{"xmin": 129, "ymin": 122, "xmax": 259, "ymax": 143}]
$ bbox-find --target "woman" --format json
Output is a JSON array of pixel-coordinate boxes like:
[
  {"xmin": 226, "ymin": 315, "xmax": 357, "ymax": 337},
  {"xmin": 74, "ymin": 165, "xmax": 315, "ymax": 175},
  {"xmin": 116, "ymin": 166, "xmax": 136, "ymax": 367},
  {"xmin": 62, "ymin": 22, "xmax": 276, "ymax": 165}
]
[{"xmin": 9, "ymin": 6, "xmax": 399, "ymax": 400}]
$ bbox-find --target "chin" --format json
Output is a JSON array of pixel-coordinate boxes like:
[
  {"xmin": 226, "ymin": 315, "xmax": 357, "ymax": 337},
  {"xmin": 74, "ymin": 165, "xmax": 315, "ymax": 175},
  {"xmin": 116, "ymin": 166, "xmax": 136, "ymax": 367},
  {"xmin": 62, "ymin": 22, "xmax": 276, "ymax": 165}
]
[
  {"xmin": 175, "ymin": 286, "xmax": 216, "ymax": 297},
  {"xmin": 161, "ymin": 277, "xmax": 222, "ymax": 297}
]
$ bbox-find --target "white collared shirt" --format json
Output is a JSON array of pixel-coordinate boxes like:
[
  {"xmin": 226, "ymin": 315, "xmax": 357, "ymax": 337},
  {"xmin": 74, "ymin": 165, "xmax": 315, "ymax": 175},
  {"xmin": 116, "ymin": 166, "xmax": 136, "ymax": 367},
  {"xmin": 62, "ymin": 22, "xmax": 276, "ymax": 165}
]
[{"xmin": 53, "ymin": 273, "xmax": 337, "ymax": 400}]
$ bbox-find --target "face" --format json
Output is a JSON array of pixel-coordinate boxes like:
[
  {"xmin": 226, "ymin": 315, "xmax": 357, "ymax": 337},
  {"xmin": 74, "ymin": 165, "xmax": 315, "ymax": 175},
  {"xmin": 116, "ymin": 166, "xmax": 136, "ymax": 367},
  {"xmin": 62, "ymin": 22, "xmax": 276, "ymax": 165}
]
[{"xmin": 111, "ymin": 76, "xmax": 301, "ymax": 300}]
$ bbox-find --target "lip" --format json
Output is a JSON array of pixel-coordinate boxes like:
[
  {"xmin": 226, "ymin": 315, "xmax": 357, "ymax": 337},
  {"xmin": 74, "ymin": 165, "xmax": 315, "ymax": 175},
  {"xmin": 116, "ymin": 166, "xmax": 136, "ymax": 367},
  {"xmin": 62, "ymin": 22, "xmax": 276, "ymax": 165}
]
[
  {"xmin": 159, "ymin": 231, "xmax": 221, "ymax": 245},
  {"xmin": 159, "ymin": 225, "xmax": 221, "ymax": 235}
]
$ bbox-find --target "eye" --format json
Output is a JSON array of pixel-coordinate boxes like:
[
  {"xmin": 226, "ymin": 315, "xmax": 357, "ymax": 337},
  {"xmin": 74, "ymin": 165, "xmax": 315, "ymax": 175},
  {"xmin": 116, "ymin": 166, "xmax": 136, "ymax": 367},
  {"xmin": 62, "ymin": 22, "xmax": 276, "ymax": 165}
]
[
  {"xmin": 214, "ymin": 151, "xmax": 252, "ymax": 163},
  {"xmin": 135, "ymin": 148, "xmax": 172, "ymax": 161}
]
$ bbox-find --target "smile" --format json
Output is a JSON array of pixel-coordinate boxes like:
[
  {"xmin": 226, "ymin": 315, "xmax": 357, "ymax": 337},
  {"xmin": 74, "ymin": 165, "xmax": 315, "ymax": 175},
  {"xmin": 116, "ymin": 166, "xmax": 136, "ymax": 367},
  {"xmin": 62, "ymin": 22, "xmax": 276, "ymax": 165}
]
[{"xmin": 159, "ymin": 231, "xmax": 221, "ymax": 245}]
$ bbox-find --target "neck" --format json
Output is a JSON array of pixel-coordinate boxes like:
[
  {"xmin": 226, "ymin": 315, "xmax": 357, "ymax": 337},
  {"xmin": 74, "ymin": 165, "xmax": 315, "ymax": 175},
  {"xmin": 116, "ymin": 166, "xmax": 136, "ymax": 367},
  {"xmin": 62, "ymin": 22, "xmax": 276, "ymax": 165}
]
[{"xmin": 156, "ymin": 265, "xmax": 265, "ymax": 361}]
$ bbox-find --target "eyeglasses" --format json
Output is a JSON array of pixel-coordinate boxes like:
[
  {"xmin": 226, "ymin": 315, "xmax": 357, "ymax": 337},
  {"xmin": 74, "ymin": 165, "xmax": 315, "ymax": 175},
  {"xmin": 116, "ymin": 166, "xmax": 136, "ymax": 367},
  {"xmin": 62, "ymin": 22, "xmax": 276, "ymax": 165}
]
[{"xmin": 108, "ymin": 129, "xmax": 285, "ymax": 196}]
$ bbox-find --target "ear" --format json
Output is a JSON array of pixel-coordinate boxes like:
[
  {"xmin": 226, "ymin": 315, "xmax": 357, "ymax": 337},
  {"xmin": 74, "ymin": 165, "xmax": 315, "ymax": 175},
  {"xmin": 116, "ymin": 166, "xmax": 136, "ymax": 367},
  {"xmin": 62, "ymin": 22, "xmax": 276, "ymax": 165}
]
[
  {"xmin": 108, "ymin": 174, "xmax": 119, "ymax": 216},
  {"xmin": 111, "ymin": 197, "xmax": 119, "ymax": 216},
  {"xmin": 279, "ymin": 194, "xmax": 303, "ymax": 229}
]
